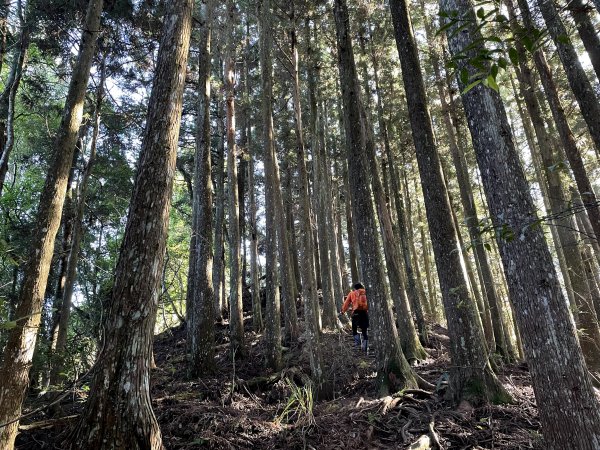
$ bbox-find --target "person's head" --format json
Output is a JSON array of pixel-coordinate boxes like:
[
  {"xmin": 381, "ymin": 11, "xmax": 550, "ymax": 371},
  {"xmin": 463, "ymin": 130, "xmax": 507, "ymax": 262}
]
[{"xmin": 353, "ymin": 282, "xmax": 364, "ymax": 290}]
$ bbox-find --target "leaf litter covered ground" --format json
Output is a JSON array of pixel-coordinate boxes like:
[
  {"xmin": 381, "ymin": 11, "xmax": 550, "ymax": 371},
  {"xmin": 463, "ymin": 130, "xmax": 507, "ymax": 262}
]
[{"xmin": 16, "ymin": 320, "xmax": 543, "ymax": 449}]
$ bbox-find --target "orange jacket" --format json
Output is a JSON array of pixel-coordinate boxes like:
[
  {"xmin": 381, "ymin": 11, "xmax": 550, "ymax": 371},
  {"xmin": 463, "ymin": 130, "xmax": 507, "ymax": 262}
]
[{"xmin": 341, "ymin": 288, "xmax": 368, "ymax": 313}]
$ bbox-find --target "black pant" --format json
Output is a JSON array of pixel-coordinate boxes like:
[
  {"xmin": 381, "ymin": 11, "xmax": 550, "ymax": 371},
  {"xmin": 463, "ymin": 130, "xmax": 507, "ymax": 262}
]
[{"xmin": 352, "ymin": 310, "xmax": 369, "ymax": 340}]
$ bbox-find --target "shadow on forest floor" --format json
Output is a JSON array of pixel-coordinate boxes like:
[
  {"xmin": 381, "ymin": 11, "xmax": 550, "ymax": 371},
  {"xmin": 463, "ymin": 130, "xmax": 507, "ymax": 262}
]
[{"xmin": 16, "ymin": 319, "xmax": 543, "ymax": 449}]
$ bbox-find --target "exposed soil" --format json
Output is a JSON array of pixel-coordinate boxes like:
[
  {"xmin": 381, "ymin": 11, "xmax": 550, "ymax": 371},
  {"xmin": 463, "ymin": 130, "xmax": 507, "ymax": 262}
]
[{"xmin": 16, "ymin": 320, "xmax": 542, "ymax": 449}]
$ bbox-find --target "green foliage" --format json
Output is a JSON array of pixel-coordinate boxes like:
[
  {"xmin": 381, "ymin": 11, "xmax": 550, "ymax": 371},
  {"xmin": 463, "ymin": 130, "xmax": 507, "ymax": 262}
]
[
  {"xmin": 276, "ymin": 379, "xmax": 315, "ymax": 427},
  {"xmin": 438, "ymin": 0, "xmax": 549, "ymax": 92}
]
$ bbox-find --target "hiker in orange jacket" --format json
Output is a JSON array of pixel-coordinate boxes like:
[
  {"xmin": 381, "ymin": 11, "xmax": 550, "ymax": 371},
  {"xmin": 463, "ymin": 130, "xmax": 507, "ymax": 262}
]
[{"xmin": 341, "ymin": 282, "xmax": 369, "ymax": 353}]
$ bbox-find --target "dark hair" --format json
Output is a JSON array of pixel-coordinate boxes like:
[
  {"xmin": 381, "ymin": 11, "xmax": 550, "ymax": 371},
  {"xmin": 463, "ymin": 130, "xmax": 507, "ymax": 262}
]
[{"xmin": 353, "ymin": 282, "xmax": 364, "ymax": 290}]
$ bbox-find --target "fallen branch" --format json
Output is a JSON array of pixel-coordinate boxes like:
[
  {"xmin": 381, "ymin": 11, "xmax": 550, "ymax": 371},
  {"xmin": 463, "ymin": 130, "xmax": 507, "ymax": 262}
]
[{"xmin": 18, "ymin": 415, "xmax": 78, "ymax": 431}]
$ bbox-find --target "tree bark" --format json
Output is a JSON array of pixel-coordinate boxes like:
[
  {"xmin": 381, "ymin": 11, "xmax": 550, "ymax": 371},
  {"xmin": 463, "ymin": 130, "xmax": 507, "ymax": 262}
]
[
  {"xmin": 0, "ymin": 1, "xmax": 103, "ymax": 447},
  {"xmin": 331, "ymin": 154, "xmax": 351, "ymax": 292},
  {"xmin": 403, "ymin": 172, "xmax": 433, "ymax": 333},
  {"xmin": 49, "ymin": 135, "xmax": 82, "ymax": 356},
  {"xmin": 51, "ymin": 59, "xmax": 106, "ymax": 385},
  {"xmin": 333, "ymin": 0, "xmax": 418, "ymax": 395},
  {"xmin": 286, "ymin": 5, "xmax": 327, "ymax": 392},
  {"xmin": 368, "ymin": 29, "xmax": 429, "ymax": 344},
  {"xmin": 567, "ymin": 0, "xmax": 600, "ymax": 82},
  {"xmin": 363, "ymin": 108, "xmax": 427, "ymax": 361},
  {"xmin": 573, "ymin": 191, "xmax": 600, "ymax": 338},
  {"xmin": 516, "ymin": 0, "xmax": 600, "ymax": 248},
  {"xmin": 248, "ymin": 130, "xmax": 263, "ymax": 332},
  {"xmin": 243, "ymin": 23, "xmax": 263, "ymax": 333},
  {"xmin": 389, "ymin": 0, "xmax": 505, "ymax": 403},
  {"xmin": 418, "ymin": 207, "xmax": 438, "ymax": 318},
  {"xmin": 274, "ymin": 136, "xmax": 300, "ymax": 341},
  {"xmin": 282, "ymin": 157, "xmax": 302, "ymax": 298},
  {"xmin": 343, "ymin": 158, "xmax": 360, "ymax": 283},
  {"xmin": 319, "ymin": 95, "xmax": 345, "ymax": 319},
  {"xmin": 441, "ymin": 0, "xmax": 600, "ymax": 444},
  {"xmin": 507, "ymin": 73, "xmax": 573, "ymax": 309},
  {"xmin": 0, "ymin": 0, "xmax": 10, "ymax": 75},
  {"xmin": 307, "ymin": 21, "xmax": 338, "ymax": 330},
  {"xmin": 507, "ymin": 0, "xmax": 600, "ymax": 371},
  {"xmin": 225, "ymin": 0, "xmax": 245, "ymax": 356},
  {"xmin": 0, "ymin": 9, "xmax": 29, "ymax": 197},
  {"xmin": 442, "ymin": 160, "xmax": 496, "ymax": 351},
  {"xmin": 213, "ymin": 102, "xmax": 226, "ymax": 322},
  {"xmin": 534, "ymin": 0, "xmax": 600, "ymax": 154},
  {"xmin": 422, "ymin": 11, "xmax": 508, "ymax": 356},
  {"xmin": 68, "ymin": 1, "xmax": 191, "ymax": 448},
  {"xmin": 188, "ymin": 0, "xmax": 216, "ymax": 377},
  {"xmin": 260, "ymin": 0, "xmax": 282, "ymax": 370}
]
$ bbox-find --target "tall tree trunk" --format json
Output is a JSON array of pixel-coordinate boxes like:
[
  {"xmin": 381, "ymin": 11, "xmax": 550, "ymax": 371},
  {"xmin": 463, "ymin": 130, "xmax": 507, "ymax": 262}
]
[
  {"xmin": 0, "ymin": 1, "xmax": 103, "ymax": 447},
  {"xmin": 442, "ymin": 161, "xmax": 495, "ymax": 350},
  {"xmin": 225, "ymin": 0, "xmax": 245, "ymax": 355},
  {"xmin": 49, "ymin": 136, "xmax": 82, "ymax": 355},
  {"xmin": 582, "ymin": 244, "xmax": 600, "ymax": 324},
  {"xmin": 0, "ymin": 0, "xmax": 10, "ymax": 75},
  {"xmin": 369, "ymin": 31, "xmax": 430, "ymax": 343},
  {"xmin": 403, "ymin": 171, "xmax": 433, "ymax": 331},
  {"xmin": 188, "ymin": 0, "xmax": 216, "ymax": 376},
  {"xmin": 396, "ymin": 166, "xmax": 429, "ymax": 340},
  {"xmin": 213, "ymin": 102, "xmax": 226, "ymax": 322},
  {"xmin": 570, "ymin": 184, "xmax": 600, "ymax": 269},
  {"xmin": 333, "ymin": 0, "xmax": 418, "ymax": 395},
  {"xmin": 389, "ymin": 0, "xmax": 505, "ymax": 402},
  {"xmin": 343, "ymin": 158, "xmax": 360, "ymax": 283},
  {"xmin": 282, "ymin": 157, "xmax": 302, "ymax": 297},
  {"xmin": 290, "ymin": 14, "xmax": 322, "ymax": 330},
  {"xmin": 248, "ymin": 142, "xmax": 263, "ymax": 332},
  {"xmin": 43, "ymin": 135, "xmax": 80, "ymax": 389},
  {"xmin": 68, "ymin": 0, "xmax": 191, "ymax": 448},
  {"xmin": 287, "ymin": 5, "xmax": 327, "ymax": 391},
  {"xmin": 507, "ymin": 0, "xmax": 600, "ymax": 371},
  {"xmin": 307, "ymin": 22, "xmax": 337, "ymax": 330},
  {"xmin": 418, "ymin": 210, "xmax": 438, "ymax": 318},
  {"xmin": 508, "ymin": 74, "xmax": 575, "ymax": 311},
  {"xmin": 359, "ymin": 21, "xmax": 415, "ymax": 336},
  {"xmin": 266, "ymin": 87, "xmax": 300, "ymax": 341},
  {"xmin": 441, "ymin": 0, "xmax": 600, "ymax": 445},
  {"xmin": 573, "ymin": 191, "xmax": 600, "ymax": 337},
  {"xmin": 238, "ymin": 31, "xmax": 248, "ymax": 290},
  {"xmin": 243, "ymin": 23, "xmax": 263, "ymax": 333},
  {"xmin": 363, "ymin": 107, "xmax": 427, "ymax": 361},
  {"xmin": 567, "ymin": 0, "xmax": 600, "ymax": 81},
  {"xmin": 319, "ymin": 97, "xmax": 345, "ymax": 318},
  {"xmin": 260, "ymin": 0, "xmax": 282, "ymax": 370},
  {"xmin": 276, "ymin": 86, "xmax": 301, "ymax": 303},
  {"xmin": 517, "ymin": 0, "xmax": 600, "ymax": 248},
  {"xmin": 534, "ymin": 0, "xmax": 600, "ymax": 154},
  {"xmin": 422, "ymin": 10, "xmax": 508, "ymax": 355},
  {"xmin": 51, "ymin": 59, "xmax": 106, "ymax": 384},
  {"xmin": 332, "ymin": 154, "xmax": 351, "ymax": 291},
  {"xmin": 274, "ymin": 157, "xmax": 300, "ymax": 341},
  {"xmin": 0, "ymin": 9, "xmax": 29, "ymax": 197}
]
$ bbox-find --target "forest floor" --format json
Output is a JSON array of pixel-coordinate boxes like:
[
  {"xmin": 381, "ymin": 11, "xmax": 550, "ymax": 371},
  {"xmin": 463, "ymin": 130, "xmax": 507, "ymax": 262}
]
[{"xmin": 16, "ymin": 318, "xmax": 544, "ymax": 449}]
